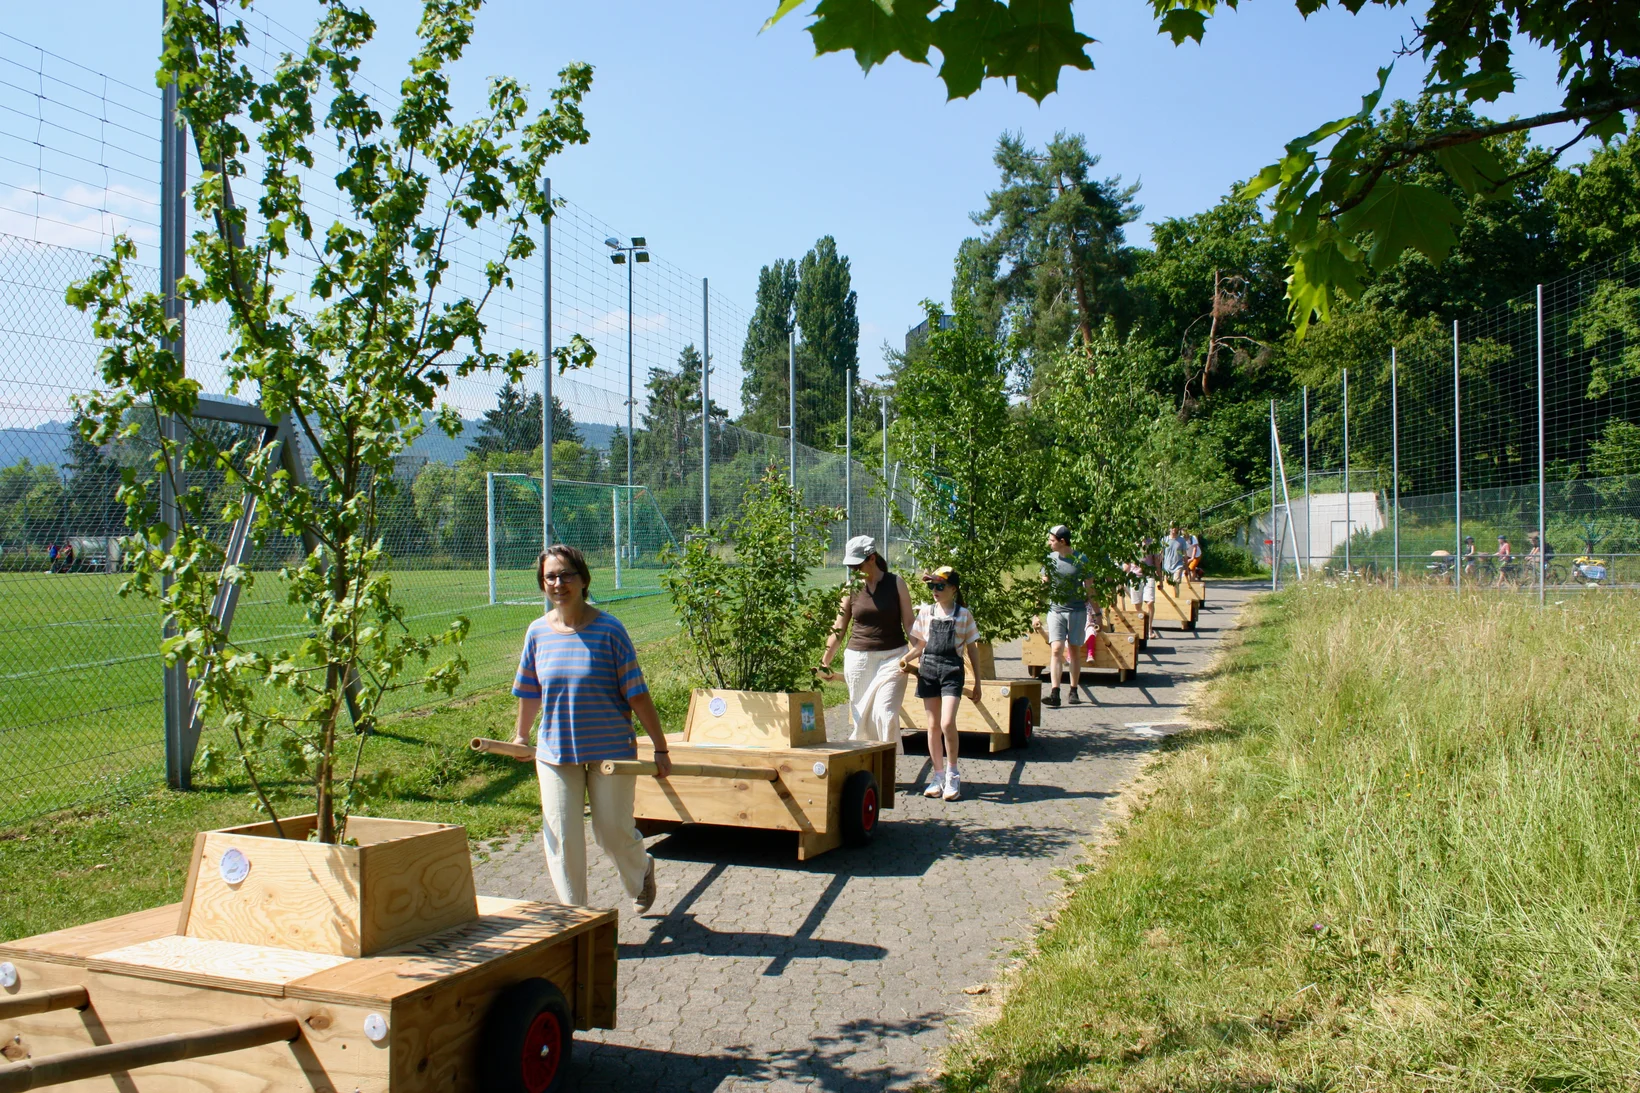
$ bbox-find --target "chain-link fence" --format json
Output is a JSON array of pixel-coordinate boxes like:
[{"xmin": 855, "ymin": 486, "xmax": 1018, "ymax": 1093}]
[
  {"xmin": 1224, "ymin": 255, "xmax": 1640, "ymax": 597},
  {"xmin": 0, "ymin": 20, "xmax": 909, "ymax": 826}
]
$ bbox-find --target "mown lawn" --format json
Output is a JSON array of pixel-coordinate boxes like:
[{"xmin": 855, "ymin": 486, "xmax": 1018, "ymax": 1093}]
[{"xmin": 944, "ymin": 582, "xmax": 1640, "ymax": 1090}]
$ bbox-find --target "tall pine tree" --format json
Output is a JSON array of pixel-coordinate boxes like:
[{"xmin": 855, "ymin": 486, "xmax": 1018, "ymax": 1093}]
[
  {"xmin": 739, "ymin": 259, "xmax": 798, "ymax": 435},
  {"xmin": 471, "ymin": 381, "xmax": 581, "ymax": 455}
]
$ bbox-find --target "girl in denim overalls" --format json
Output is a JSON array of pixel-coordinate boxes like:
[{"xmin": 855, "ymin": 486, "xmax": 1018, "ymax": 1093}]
[{"xmin": 903, "ymin": 566, "xmax": 983, "ymax": 801}]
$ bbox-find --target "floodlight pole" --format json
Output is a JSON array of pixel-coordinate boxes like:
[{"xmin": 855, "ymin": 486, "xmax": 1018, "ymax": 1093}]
[
  {"xmin": 881, "ymin": 396, "xmax": 889, "ymax": 549},
  {"xmin": 625, "ymin": 248, "xmax": 634, "ymax": 568},
  {"xmin": 845, "ymin": 365, "xmax": 853, "ymax": 544},
  {"xmin": 788, "ymin": 329, "xmax": 797, "ymax": 488}
]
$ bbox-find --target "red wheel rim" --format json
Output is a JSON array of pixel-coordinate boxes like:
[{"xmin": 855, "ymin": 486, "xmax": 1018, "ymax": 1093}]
[
  {"xmin": 1023, "ymin": 707, "xmax": 1034, "ymax": 742},
  {"xmin": 861, "ymin": 785, "xmax": 878, "ymax": 832},
  {"xmin": 520, "ymin": 1010, "xmax": 563, "ymax": 1093}
]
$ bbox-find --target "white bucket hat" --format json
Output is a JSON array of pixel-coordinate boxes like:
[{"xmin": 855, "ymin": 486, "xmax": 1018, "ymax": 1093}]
[{"xmin": 842, "ymin": 535, "xmax": 876, "ymax": 566}]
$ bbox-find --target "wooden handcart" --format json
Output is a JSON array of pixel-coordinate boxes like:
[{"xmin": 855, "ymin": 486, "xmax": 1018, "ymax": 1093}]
[
  {"xmin": 1151, "ymin": 578, "xmax": 1201, "ymax": 631},
  {"xmin": 1021, "ymin": 621, "xmax": 1137, "ymax": 684},
  {"xmin": 897, "ymin": 676, "xmax": 1041, "ymax": 753},
  {"xmin": 0, "ymin": 815, "xmax": 615, "ymax": 1093},
  {"xmin": 588, "ymin": 691, "xmax": 896, "ymax": 863}
]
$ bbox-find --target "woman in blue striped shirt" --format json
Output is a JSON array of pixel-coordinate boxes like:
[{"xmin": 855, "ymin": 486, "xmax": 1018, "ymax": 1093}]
[{"xmin": 511, "ymin": 545, "xmax": 673, "ymax": 912}]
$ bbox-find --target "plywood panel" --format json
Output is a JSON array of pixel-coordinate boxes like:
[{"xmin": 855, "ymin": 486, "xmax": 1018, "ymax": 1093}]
[
  {"xmin": 286, "ymin": 903, "xmax": 612, "ymax": 1007},
  {"xmin": 1, "ymin": 905, "xmax": 179, "ymax": 968},
  {"xmin": 87, "ymin": 936, "xmax": 349, "ymax": 995},
  {"xmin": 682, "ymin": 690, "xmax": 826, "ymax": 747},
  {"xmin": 182, "ymin": 832, "xmax": 365, "ymax": 957},
  {"xmin": 0, "ymin": 957, "xmax": 387, "ymax": 1092},
  {"xmin": 356, "ymin": 827, "xmax": 478, "ymax": 955}
]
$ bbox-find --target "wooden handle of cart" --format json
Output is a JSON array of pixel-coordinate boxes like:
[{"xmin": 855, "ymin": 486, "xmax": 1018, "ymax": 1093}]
[
  {"xmin": 470, "ymin": 736, "xmax": 535, "ymax": 761},
  {"xmin": 598, "ymin": 759, "xmax": 779, "ymax": 781}
]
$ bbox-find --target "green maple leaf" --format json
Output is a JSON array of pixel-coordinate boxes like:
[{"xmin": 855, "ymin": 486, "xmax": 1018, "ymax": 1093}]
[
  {"xmin": 932, "ymin": 0, "xmax": 1014, "ymax": 99},
  {"xmin": 1432, "ymin": 140, "xmax": 1506, "ymax": 197},
  {"xmin": 1157, "ymin": 8, "xmax": 1208, "ymax": 44},
  {"xmin": 1335, "ymin": 180, "xmax": 1461, "ymax": 271},
  {"xmin": 1286, "ymin": 231, "xmax": 1365, "ymax": 336},
  {"xmin": 809, "ymin": 0, "xmax": 939, "ymax": 71},
  {"xmin": 989, "ymin": 0, "xmax": 1094, "ymax": 102}
]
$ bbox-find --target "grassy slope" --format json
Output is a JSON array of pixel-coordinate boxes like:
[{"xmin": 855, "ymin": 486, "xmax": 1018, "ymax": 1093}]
[
  {"xmin": 1, "ymin": 594, "xmax": 848, "ymax": 943},
  {"xmin": 945, "ymin": 583, "xmax": 1640, "ymax": 1091}
]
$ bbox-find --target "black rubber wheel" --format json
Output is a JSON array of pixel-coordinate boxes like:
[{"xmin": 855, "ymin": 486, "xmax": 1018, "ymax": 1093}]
[
  {"xmin": 1009, "ymin": 697, "xmax": 1034, "ymax": 750},
  {"xmin": 840, "ymin": 769, "xmax": 880, "ymax": 847},
  {"xmin": 479, "ymin": 977, "xmax": 574, "ymax": 1093}
]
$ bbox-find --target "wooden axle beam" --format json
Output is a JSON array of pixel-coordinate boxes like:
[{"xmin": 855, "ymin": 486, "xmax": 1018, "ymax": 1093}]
[
  {"xmin": 598, "ymin": 760, "xmax": 779, "ymax": 781},
  {"xmin": 0, "ymin": 986, "xmax": 88, "ymax": 1021},
  {"xmin": 0, "ymin": 1015, "xmax": 300, "ymax": 1093},
  {"xmin": 470, "ymin": 736, "xmax": 534, "ymax": 761}
]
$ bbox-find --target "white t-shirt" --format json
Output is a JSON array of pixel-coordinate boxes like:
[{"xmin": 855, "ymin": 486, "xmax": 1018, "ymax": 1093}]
[{"xmin": 910, "ymin": 602, "xmax": 980, "ymax": 650}]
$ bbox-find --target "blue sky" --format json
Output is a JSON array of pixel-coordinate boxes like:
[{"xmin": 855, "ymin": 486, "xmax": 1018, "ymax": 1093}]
[{"xmin": 5, "ymin": 1, "xmax": 1580, "ymax": 385}]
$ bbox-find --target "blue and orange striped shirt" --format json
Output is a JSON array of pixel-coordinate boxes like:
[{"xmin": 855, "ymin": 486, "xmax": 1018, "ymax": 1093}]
[{"xmin": 513, "ymin": 611, "xmax": 649, "ymax": 765}]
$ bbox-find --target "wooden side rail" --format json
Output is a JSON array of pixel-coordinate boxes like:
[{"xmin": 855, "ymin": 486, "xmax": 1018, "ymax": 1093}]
[
  {"xmin": 598, "ymin": 760, "xmax": 779, "ymax": 781},
  {"xmin": 470, "ymin": 737, "xmax": 535, "ymax": 761},
  {"xmin": 0, "ymin": 1015, "xmax": 300, "ymax": 1093},
  {"xmin": 0, "ymin": 986, "xmax": 88, "ymax": 1021}
]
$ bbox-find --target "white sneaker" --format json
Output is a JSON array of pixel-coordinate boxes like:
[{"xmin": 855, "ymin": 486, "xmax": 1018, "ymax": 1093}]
[
  {"xmin": 923, "ymin": 770, "xmax": 946, "ymax": 797},
  {"xmin": 942, "ymin": 773, "xmax": 961, "ymax": 801}
]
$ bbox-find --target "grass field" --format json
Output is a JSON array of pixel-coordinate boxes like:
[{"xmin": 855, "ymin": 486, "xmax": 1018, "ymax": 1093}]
[
  {"xmin": 0, "ymin": 563, "xmax": 679, "ymax": 825},
  {"xmin": 944, "ymin": 583, "xmax": 1640, "ymax": 1090}
]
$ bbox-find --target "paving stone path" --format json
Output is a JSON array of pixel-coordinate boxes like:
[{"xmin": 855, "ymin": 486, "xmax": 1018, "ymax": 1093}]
[{"xmin": 474, "ymin": 581, "xmax": 1260, "ymax": 1091}]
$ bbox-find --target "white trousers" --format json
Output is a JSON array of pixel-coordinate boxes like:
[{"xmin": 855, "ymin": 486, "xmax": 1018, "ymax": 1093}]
[
  {"xmin": 536, "ymin": 759, "xmax": 651, "ymax": 907},
  {"xmin": 844, "ymin": 645, "xmax": 910, "ymax": 743}
]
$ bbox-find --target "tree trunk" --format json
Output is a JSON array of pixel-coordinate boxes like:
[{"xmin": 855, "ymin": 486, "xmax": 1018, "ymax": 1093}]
[{"xmin": 1201, "ymin": 267, "xmax": 1221, "ymax": 399}]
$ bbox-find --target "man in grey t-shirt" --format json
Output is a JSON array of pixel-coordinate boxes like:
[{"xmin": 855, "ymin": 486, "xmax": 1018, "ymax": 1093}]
[
  {"xmin": 1162, "ymin": 526, "xmax": 1185, "ymax": 583},
  {"xmin": 1042, "ymin": 524, "xmax": 1092, "ymax": 707}
]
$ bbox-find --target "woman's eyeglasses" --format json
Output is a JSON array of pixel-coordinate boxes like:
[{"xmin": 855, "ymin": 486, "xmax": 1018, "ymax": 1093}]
[{"xmin": 542, "ymin": 571, "xmax": 580, "ymax": 584}]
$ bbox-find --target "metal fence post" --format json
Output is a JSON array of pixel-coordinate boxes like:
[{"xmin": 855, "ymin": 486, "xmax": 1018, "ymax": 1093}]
[
  {"xmin": 1270, "ymin": 400, "xmax": 1278, "ymax": 590},
  {"xmin": 845, "ymin": 364, "xmax": 853, "ymax": 544},
  {"xmin": 486, "ymin": 472, "xmax": 497, "ymax": 605},
  {"xmin": 159, "ymin": 9, "xmax": 191, "ymax": 790},
  {"xmin": 542, "ymin": 178, "xmax": 553, "ymax": 560},
  {"xmin": 788, "ymin": 329, "xmax": 797, "ymax": 488},
  {"xmin": 881, "ymin": 396, "xmax": 889, "ymax": 548},
  {"xmin": 1303, "ymin": 386, "xmax": 1310, "ymax": 576},
  {"xmin": 1454, "ymin": 320, "xmax": 1462, "ymax": 596},
  {"xmin": 702, "ymin": 275, "xmax": 710, "ymax": 530},
  {"xmin": 1342, "ymin": 369, "xmax": 1351, "ymax": 577},
  {"xmin": 1391, "ymin": 347, "xmax": 1400, "ymax": 588},
  {"xmin": 1537, "ymin": 283, "xmax": 1546, "ymax": 606}
]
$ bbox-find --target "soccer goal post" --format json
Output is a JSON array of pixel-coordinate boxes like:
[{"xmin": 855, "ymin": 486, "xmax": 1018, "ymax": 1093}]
[{"xmin": 485, "ymin": 473, "xmax": 680, "ymax": 605}]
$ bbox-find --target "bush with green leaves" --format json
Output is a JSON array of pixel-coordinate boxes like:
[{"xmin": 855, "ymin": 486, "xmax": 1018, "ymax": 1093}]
[
  {"xmin": 662, "ymin": 468, "xmax": 840, "ymax": 693},
  {"xmin": 66, "ymin": 0, "xmax": 593, "ymax": 843}
]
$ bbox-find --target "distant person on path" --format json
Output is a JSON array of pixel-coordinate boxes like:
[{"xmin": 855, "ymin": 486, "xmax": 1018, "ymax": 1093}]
[
  {"xmin": 47, "ymin": 541, "xmax": 58, "ymax": 573},
  {"xmin": 1462, "ymin": 535, "xmax": 1478, "ymax": 578},
  {"xmin": 903, "ymin": 566, "xmax": 982, "ymax": 801},
  {"xmin": 1162, "ymin": 526, "xmax": 1185, "ymax": 583},
  {"xmin": 1139, "ymin": 538, "xmax": 1162, "ymax": 627},
  {"xmin": 1525, "ymin": 532, "xmax": 1554, "ymax": 581},
  {"xmin": 511, "ymin": 544, "xmax": 670, "ymax": 914},
  {"xmin": 821, "ymin": 535, "xmax": 913, "ymax": 744},
  {"xmin": 1494, "ymin": 534, "xmax": 1513, "ymax": 587},
  {"xmin": 1184, "ymin": 529, "xmax": 1203, "ymax": 578},
  {"xmin": 59, "ymin": 541, "xmax": 74, "ymax": 573},
  {"xmin": 1042, "ymin": 525, "xmax": 1093, "ymax": 708}
]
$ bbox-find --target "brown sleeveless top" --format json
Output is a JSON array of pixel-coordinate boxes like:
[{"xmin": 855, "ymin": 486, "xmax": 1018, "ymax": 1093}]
[{"xmin": 846, "ymin": 572, "xmax": 906, "ymax": 652}]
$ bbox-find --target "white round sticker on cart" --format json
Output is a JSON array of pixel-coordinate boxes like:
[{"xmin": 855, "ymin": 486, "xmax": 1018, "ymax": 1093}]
[
  {"xmin": 363, "ymin": 1013, "xmax": 389, "ymax": 1042},
  {"xmin": 218, "ymin": 847, "xmax": 250, "ymax": 886},
  {"xmin": 812, "ymin": 762, "xmax": 828, "ymax": 778},
  {"xmin": 709, "ymin": 697, "xmax": 727, "ymax": 717},
  {"xmin": 0, "ymin": 961, "xmax": 17, "ymax": 988}
]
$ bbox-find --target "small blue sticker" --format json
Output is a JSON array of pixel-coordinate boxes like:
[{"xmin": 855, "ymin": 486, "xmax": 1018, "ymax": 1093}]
[{"xmin": 801, "ymin": 703, "xmax": 815, "ymax": 732}]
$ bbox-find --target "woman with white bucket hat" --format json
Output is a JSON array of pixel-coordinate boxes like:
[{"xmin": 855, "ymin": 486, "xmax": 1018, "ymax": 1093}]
[{"xmin": 819, "ymin": 535, "xmax": 913, "ymax": 744}]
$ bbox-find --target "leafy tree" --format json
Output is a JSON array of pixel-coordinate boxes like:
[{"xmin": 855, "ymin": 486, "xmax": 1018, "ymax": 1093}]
[
  {"xmin": 661, "ymin": 467, "xmax": 840, "ymax": 693},
  {"xmin": 892, "ymin": 299, "xmax": 1038, "ymax": 641},
  {"xmin": 958, "ymin": 131, "xmax": 1140, "ymax": 378},
  {"xmin": 762, "ymin": 0, "xmax": 1640, "ymax": 332},
  {"xmin": 794, "ymin": 235, "xmax": 859, "ymax": 445},
  {"xmin": 739, "ymin": 259, "xmax": 799, "ymax": 435},
  {"xmin": 1547, "ymin": 132, "xmax": 1640, "ymax": 268},
  {"xmin": 0, "ymin": 461, "xmax": 65, "ymax": 548},
  {"xmin": 637, "ymin": 344, "xmax": 727, "ymax": 491},
  {"xmin": 67, "ymin": 0, "xmax": 593, "ymax": 843},
  {"xmin": 471, "ymin": 380, "xmax": 533, "ymax": 455}
]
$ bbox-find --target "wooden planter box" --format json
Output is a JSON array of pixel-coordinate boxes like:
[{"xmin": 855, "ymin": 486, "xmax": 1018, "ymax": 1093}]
[
  {"xmin": 1104, "ymin": 600, "xmax": 1151, "ymax": 651},
  {"xmin": 629, "ymin": 689, "xmax": 896, "ymax": 861},
  {"xmin": 1022, "ymin": 625, "xmax": 1135, "ymax": 684},
  {"xmin": 898, "ymin": 677, "xmax": 1041, "ymax": 752},
  {"xmin": 1, "ymin": 816, "xmax": 617, "ymax": 1091},
  {"xmin": 1152, "ymin": 580, "xmax": 1199, "ymax": 631}
]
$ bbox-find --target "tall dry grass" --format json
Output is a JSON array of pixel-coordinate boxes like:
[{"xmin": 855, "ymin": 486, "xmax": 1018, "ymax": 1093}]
[{"xmin": 945, "ymin": 584, "xmax": 1640, "ymax": 1091}]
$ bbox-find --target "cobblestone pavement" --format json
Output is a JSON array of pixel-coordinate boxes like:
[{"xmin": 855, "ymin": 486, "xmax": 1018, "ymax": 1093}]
[{"xmin": 474, "ymin": 582, "xmax": 1259, "ymax": 1091}]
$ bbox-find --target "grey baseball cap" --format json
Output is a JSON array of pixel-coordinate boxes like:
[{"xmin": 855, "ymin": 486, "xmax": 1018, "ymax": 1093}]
[
  {"xmin": 842, "ymin": 535, "xmax": 876, "ymax": 565},
  {"xmin": 1049, "ymin": 524, "xmax": 1072, "ymax": 541}
]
